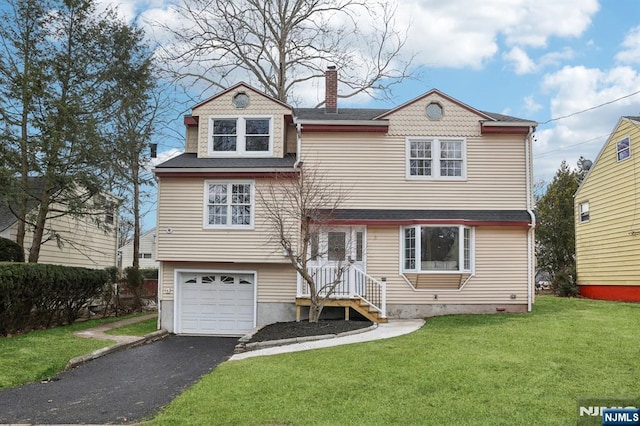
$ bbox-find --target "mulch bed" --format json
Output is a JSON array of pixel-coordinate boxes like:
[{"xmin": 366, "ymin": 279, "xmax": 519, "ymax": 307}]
[{"xmin": 247, "ymin": 319, "xmax": 373, "ymax": 343}]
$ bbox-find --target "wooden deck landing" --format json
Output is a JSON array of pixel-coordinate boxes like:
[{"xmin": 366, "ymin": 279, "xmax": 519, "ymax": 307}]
[{"xmin": 295, "ymin": 297, "xmax": 387, "ymax": 323}]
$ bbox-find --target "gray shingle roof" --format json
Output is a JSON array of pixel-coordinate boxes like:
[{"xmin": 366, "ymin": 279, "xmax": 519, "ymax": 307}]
[
  {"xmin": 294, "ymin": 108, "xmax": 390, "ymax": 121},
  {"xmin": 294, "ymin": 107, "xmax": 531, "ymax": 123},
  {"xmin": 317, "ymin": 209, "xmax": 534, "ymax": 223},
  {"xmin": 154, "ymin": 153, "xmax": 297, "ymax": 169}
]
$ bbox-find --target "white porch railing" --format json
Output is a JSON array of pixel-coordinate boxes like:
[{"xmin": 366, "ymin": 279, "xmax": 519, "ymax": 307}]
[{"xmin": 297, "ymin": 265, "xmax": 386, "ymax": 317}]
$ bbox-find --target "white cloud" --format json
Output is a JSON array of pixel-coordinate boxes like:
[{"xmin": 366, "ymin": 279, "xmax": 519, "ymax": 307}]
[
  {"xmin": 616, "ymin": 26, "xmax": 640, "ymax": 65},
  {"xmin": 504, "ymin": 47, "xmax": 536, "ymax": 74},
  {"xmin": 533, "ymin": 65, "xmax": 640, "ymax": 182},
  {"xmin": 524, "ymin": 95, "xmax": 542, "ymax": 113},
  {"xmin": 398, "ymin": 0, "xmax": 598, "ymax": 69}
]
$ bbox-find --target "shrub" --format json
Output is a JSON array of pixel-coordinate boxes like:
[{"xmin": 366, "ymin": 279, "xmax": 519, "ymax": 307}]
[
  {"xmin": 0, "ymin": 263, "xmax": 108, "ymax": 335},
  {"xmin": 552, "ymin": 267, "xmax": 579, "ymax": 297},
  {"xmin": 140, "ymin": 268, "xmax": 158, "ymax": 279},
  {"xmin": 0, "ymin": 237, "xmax": 24, "ymax": 262}
]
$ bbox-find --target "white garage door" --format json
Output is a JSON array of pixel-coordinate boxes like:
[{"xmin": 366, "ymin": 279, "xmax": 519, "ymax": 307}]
[{"xmin": 178, "ymin": 272, "xmax": 255, "ymax": 336}]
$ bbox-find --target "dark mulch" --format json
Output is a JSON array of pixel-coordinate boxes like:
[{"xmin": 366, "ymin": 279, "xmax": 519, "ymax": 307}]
[{"xmin": 247, "ymin": 319, "xmax": 373, "ymax": 343}]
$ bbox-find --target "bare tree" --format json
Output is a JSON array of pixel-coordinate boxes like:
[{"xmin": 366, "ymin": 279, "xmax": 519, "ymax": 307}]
[
  {"xmin": 158, "ymin": 0, "xmax": 414, "ymax": 104},
  {"xmin": 257, "ymin": 165, "xmax": 351, "ymax": 322}
]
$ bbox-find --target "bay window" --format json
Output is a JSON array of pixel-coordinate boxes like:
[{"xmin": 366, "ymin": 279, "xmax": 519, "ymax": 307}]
[{"xmin": 403, "ymin": 225, "xmax": 473, "ymax": 272}]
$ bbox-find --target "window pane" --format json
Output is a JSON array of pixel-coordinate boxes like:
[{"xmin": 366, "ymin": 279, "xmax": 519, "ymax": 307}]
[
  {"xmin": 328, "ymin": 232, "xmax": 346, "ymax": 261},
  {"xmin": 208, "ymin": 205, "xmax": 227, "ymax": 225},
  {"xmin": 421, "ymin": 227, "xmax": 459, "ymax": 271},
  {"xmin": 409, "ymin": 141, "xmax": 432, "ymax": 176},
  {"xmin": 245, "ymin": 119, "xmax": 269, "ymax": 135},
  {"xmin": 440, "ymin": 141, "xmax": 462, "ymax": 159},
  {"xmin": 212, "ymin": 119, "xmax": 237, "ymax": 151},
  {"xmin": 404, "ymin": 227, "xmax": 416, "ymax": 270},
  {"xmin": 440, "ymin": 160, "xmax": 462, "ymax": 177},
  {"xmin": 356, "ymin": 231, "xmax": 363, "ymax": 262},
  {"xmin": 213, "ymin": 119, "xmax": 236, "ymax": 134},
  {"xmin": 232, "ymin": 184, "xmax": 251, "ymax": 204},
  {"xmin": 213, "ymin": 135, "xmax": 237, "ymax": 151},
  {"xmin": 246, "ymin": 136, "xmax": 270, "ymax": 151},
  {"xmin": 232, "ymin": 205, "xmax": 251, "ymax": 225},
  {"xmin": 463, "ymin": 228, "xmax": 471, "ymax": 270},
  {"xmin": 209, "ymin": 184, "xmax": 227, "ymax": 204}
]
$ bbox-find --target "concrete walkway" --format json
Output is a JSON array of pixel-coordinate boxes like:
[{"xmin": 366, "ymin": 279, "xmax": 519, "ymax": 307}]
[
  {"xmin": 230, "ymin": 318, "xmax": 425, "ymax": 360},
  {"xmin": 69, "ymin": 313, "xmax": 166, "ymax": 368}
]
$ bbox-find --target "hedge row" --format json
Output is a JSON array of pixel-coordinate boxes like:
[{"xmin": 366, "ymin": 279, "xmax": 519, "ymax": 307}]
[
  {"xmin": 0, "ymin": 237, "xmax": 24, "ymax": 262},
  {"xmin": 0, "ymin": 263, "xmax": 109, "ymax": 336}
]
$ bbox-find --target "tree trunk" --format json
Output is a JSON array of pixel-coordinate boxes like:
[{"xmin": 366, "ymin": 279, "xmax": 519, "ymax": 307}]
[
  {"xmin": 28, "ymin": 188, "xmax": 50, "ymax": 263},
  {"xmin": 308, "ymin": 302, "xmax": 323, "ymax": 323}
]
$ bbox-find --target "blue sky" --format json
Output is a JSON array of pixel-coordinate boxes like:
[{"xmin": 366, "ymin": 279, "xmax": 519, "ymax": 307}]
[{"xmin": 98, "ymin": 0, "xmax": 640, "ymax": 228}]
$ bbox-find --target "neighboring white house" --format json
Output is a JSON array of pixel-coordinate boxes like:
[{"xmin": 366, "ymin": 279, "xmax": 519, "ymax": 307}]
[{"xmin": 118, "ymin": 228, "xmax": 158, "ymax": 269}]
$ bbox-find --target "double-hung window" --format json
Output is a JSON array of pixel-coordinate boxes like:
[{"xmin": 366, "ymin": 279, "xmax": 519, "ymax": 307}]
[
  {"xmin": 209, "ymin": 116, "xmax": 272, "ymax": 156},
  {"xmin": 402, "ymin": 225, "xmax": 473, "ymax": 273},
  {"xmin": 407, "ymin": 137, "xmax": 466, "ymax": 179},
  {"xmin": 204, "ymin": 181, "xmax": 254, "ymax": 229},
  {"xmin": 579, "ymin": 202, "xmax": 590, "ymax": 223},
  {"xmin": 617, "ymin": 137, "xmax": 631, "ymax": 162}
]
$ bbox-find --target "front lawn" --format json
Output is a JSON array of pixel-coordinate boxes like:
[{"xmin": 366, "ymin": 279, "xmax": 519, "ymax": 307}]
[
  {"xmin": 0, "ymin": 315, "xmax": 142, "ymax": 390},
  {"xmin": 105, "ymin": 318, "xmax": 158, "ymax": 337},
  {"xmin": 150, "ymin": 296, "xmax": 640, "ymax": 425}
]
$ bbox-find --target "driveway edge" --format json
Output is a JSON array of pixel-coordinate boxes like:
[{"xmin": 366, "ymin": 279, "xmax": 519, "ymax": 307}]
[{"xmin": 66, "ymin": 329, "xmax": 169, "ymax": 369}]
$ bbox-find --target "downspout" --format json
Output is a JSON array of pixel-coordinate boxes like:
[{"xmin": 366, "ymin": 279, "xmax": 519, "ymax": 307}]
[
  {"xmin": 294, "ymin": 122, "xmax": 302, "ymax": 169},
  {"xmin": 525, "ymin": 126, "xmax": 536, "ymax": 312}
]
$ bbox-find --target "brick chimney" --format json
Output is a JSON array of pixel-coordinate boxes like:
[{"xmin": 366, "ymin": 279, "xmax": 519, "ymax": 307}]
[{"xmin": 325, "ymin": 66, "xmax": 337, "ymax": 114}]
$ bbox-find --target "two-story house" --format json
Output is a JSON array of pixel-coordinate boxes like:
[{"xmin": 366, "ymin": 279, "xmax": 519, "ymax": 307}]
[
  {"xmin": 154, "ymin": 69, "xmax": 537, "ymax": 336},
  {"xmin": 575, "ymin": 116, "xmax": 640, "ymax": 302},
  {"xmin": 0, "ymin": 178, "xmax": 118, "ymax": 268}
]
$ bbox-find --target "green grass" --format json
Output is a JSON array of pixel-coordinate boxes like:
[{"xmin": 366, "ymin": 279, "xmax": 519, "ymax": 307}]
[
  {"xmin": 105, "ymin": 318, "xmax": 158, "ymax": 337},
  {"xmin": 149, "ymin": 296, "xmax": 640, "ymax": 425},
  {"xmin": 0, "ymin": 314, "xmax": 144, "ymax": 390}
]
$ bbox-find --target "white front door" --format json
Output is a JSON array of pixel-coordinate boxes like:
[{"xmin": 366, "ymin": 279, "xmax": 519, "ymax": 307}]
[{"xmin": 308, "ymin": 227, "xmax": 366, "ymax": 296}]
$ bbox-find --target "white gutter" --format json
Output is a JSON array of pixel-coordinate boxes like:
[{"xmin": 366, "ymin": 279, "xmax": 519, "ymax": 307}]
[
  {"xmin": 482, "ymin": 121, "xmax": 538, "ymax": 127},
  {"xmin": 154, "ymin": 167, "xmax": 297, "ymax": 174},
  {"xmin": 294, "ymin": 122, "xmax": 302, "ymax": 168},
  {"xmin": 525, "ymin": 125, "xmax": 536, "ymax": 312}
]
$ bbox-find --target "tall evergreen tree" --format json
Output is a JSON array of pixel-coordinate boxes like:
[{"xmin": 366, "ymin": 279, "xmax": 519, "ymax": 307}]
[{"xmin": 535, "ymin": 159, "xmax": 588, "ymax": 294}]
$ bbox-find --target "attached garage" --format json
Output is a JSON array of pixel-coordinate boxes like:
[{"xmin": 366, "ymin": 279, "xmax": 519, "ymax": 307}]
[{"xmin": 175, "ymin": 271, "xmax": 256, "ymax": 336}]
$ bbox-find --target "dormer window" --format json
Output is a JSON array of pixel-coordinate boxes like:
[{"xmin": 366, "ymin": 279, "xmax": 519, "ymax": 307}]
[{"xmin": 209, "ymin": 116, "xmax": 273, "ymax": 156}]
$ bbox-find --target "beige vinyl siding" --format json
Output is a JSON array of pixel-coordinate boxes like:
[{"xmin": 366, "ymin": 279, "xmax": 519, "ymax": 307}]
[
  {"xmin": 160, "ymin": 261, "xmax": 297, "ymax": 302},
  {"xmin": 185, "ymin": 125, "xmax": 198, "ymax": 153},
  {"xmin": 156, "ymin": 177, "xmax": 296, "ymax": 263},
  {"xmin": 8, "ymin": 211, "xmax": 117, "ymax": 268},
  {"xmin": 366, "ymin": 226, "xmax": 528, "ymax": 305},
  {"xmin": 302, "ymin": 133, "xmax": 527, "ymax": 209},
  {"xmin": 575, "ymin": 118, "xmax": 640, "ymax": 286},
  {"xmin": 119, "ymin": 230, "xmax": 158, "ymax": 269},
  {"xmin": 192, "ymin": 87, "xmax": 291, "ymax": 158}
]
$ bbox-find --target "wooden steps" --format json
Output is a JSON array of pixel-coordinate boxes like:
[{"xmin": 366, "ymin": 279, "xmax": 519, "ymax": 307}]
[{"xmin": 295, "ymin": 297, "xmax": 387, "ymax": 323}]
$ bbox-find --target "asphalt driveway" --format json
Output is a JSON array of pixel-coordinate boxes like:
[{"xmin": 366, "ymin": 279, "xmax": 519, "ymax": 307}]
[{"xmin": 0, "ymin": 336, "xmax": 238, "ymax": 424}]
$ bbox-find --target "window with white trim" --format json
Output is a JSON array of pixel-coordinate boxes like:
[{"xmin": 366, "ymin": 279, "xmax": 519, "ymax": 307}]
[
  {"xmin": 209, "ymin": 116, "xmax": 272, "ymax": 156},
  {"xmin": 204, "ymin": 181, "xmax": 254, "ymax": 228},
  {"xmin": 617, "ymin": 137, "xmax": 631, "ymax": 162},
  {"xmin": 402, "ymin": 225, "xmax": 473, "ymax": 273},
  {"xmin": 407, "ymin": 137, "xmax": 466, "ymax": 179},
  {"xmin": 579, "ymin": 202, "xmax": 590, "ymax": 223}
]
